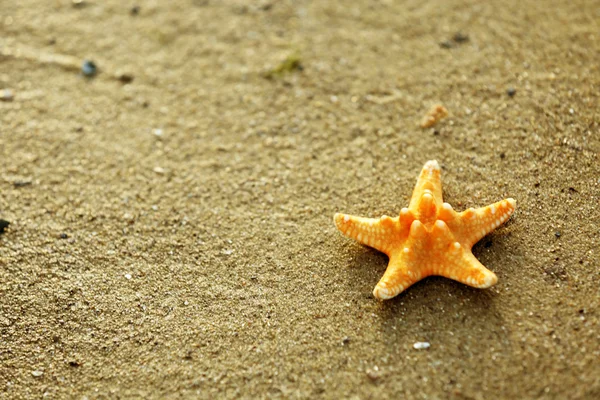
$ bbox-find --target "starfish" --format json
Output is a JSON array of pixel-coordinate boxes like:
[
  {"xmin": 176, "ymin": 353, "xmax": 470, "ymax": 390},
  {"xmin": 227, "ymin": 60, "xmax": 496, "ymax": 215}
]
[{"xmin": 334, "ymin": 160, "xmax": 516, "ymax": 300}]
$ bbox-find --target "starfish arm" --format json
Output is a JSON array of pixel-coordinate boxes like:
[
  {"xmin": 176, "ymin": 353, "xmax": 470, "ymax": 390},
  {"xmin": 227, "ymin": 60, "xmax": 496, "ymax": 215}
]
[
  {"xmin": 450, "ymin": 198, "xmax": 517, "ymax": 248},
  {"xmin": 372, "ymin": 220, "xmax": 430, "ymax": 300},
  {"xmin": 434, "ymin": 248, "xmax": 498, "ymax": 288},
  {"xmin": 372, "ymin": 251, "xmax": 421, "ymax": 300},
  {"xmin": 408, "ymin": 160, "xmax": 443, "ymax": 210},
  {"xmin": 334, "ymin": 213, "xmax": 398, "ymax": 255}
]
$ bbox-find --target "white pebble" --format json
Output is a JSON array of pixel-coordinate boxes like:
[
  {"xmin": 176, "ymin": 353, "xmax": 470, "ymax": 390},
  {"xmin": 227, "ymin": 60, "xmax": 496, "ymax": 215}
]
[
  {"xmin": 124, "ymin": 273, "xmax": 132, "ymax": 280},
  {"xmin": 31, "ymin": 370, "xmax": 44, "ymax": 377},
  {"xmin": 1, "ymin": 89, "xmax": 14, "ymax": 102},
  {"xmin": 413, "ymin": 341, "xmax": 430, "ymax": 350},
  {"xmin": 152, "ymin": 128, "xmax": 163, "ymax": 137}
]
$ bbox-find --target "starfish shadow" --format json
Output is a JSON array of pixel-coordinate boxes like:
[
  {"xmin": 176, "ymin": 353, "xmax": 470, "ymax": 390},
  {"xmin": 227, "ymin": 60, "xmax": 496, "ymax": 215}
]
[
  {"xmin": 373, "ymin": 279, "xmax": 511, "ymax": 366},
  {"xmin": 376, "ymin": 278, "xmax": 500, "ymax": 315},
  {"xmin": 343, "ymin": 245, "xmax": 509, "ymax": 352}
]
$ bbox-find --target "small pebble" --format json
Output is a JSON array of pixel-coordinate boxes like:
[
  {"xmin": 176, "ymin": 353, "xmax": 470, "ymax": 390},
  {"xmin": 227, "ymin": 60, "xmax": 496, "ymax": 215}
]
[
  {"xmin": 555, "ymin": 231, "xmax": 561, "ymax": 238},
  {"xmin": 1, "ymin": 89, "xmax": 14, "ymax": 102},
  {"xmin": 130, "ymin": 5, "xmax": 140, "ymax": 15},
  {"xmin": 366, "ymin": 367, "xmax": 380, "ymax": 381},
  {"xmin": 153, "ymin": 166, "xmax": 166, "ymax": 174},
  {"xmin": 13, "ymin": 180, "xmax": 32, "ymax": 187},
  {"xmin": 413, "ymin": 341, "xmax": 431, "ymax": 350},
  {"xmin": 82, "ymin": 60, "xmax": 97, "ymax": 77},
  {"xmin": 117, "ymin": 73, "xmax": 134, "ymax": 84},
  {"xmin": 342, "ymin": 336, "xmax": 350, "ymax": 345},
  {"xmin": 507, "ymin": 87, "xmax": 516, "ymax": 97},
  {"xmin": 0, "ymin": 219, "xmax": 9, "ymax": 234},
  {"xmin": 453, "ymin": 32, "xmax": 469, "ymax": 43},
  {"xmin": 31, "ymin": 370, "xmax": 44, "ymax": 377},
  {"xmin": 420, "ymin": 104, "xmax": 449, "ymax": 128},
  {"xmin": 59, "ymin": 233, "xmax": 69, "ymax": 239},
  {"xmin": 124, "ymin": 273, "xmax": 132, "ymax": 280},
  {"xmin": 152, "ymin": 128, "xmax": 163, "ymax": 137}
]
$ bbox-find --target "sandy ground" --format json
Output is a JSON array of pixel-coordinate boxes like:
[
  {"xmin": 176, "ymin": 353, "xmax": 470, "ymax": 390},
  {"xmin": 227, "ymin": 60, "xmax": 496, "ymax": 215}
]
[{"xmin": 1, "ymin": 0, "xmax": 599, "ymax": 399}]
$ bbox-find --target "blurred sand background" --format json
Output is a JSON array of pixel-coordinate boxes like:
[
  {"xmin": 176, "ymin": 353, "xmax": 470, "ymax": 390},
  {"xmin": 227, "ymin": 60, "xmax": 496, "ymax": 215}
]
[{"xmin": 1, "ymin": 0, "xmax": 599, "ymax": 398}]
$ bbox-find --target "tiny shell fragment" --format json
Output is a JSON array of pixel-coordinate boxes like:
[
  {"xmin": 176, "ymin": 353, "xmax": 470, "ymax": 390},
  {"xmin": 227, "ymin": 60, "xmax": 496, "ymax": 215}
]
[{"xmin": 420, "ymin": 104, "xmax": 449, "ymax": 128}]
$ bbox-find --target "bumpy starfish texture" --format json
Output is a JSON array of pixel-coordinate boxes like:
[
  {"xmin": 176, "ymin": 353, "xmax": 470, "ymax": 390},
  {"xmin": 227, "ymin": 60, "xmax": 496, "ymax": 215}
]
[{"xmin": 334, "ymin": 160, "xmax": 516, "ymax": 300}]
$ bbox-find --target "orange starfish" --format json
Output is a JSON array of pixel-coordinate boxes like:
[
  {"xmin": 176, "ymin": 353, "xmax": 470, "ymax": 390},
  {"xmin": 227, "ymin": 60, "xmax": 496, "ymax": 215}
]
[{"xmin": 334, "ymin": 160, "xmax": 516, "ymax": 300}]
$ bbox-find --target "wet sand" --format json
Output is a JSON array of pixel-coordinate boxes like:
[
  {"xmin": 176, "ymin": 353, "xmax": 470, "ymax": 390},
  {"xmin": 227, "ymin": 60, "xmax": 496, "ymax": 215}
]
[{"xmin": 1, "ymin": 0, "xmax": 599, "ymax": 398}]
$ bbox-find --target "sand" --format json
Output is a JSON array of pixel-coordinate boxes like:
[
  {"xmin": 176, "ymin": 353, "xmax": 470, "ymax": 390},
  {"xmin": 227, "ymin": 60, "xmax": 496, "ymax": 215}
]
[{"xmin": 1, "ymin": 0, "xmax": 599, "ymax": 398}]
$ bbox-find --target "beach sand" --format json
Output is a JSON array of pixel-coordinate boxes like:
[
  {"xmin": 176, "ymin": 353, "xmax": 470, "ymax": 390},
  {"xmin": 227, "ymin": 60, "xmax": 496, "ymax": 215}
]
[{"xmin": 1, "ymin": 0, "xmax": 599, "ymax": 398}]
